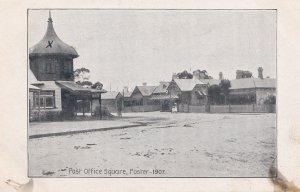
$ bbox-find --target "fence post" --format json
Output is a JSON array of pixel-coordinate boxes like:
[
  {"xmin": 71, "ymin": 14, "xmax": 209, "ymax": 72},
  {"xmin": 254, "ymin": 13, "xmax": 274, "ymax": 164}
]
[
  {"xmin": 253, "ymin": 103, "xmax": 255, "ymax": 113},
  {"xmin": 229, "ymin": 104, "xmax": 231, "ymax": 113}
]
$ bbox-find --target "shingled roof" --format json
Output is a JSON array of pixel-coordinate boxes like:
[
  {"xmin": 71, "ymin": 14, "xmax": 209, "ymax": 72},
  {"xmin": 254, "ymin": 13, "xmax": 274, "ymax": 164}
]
[
  {"xmin": 101, "ymin": 91, "xmax": 122, "ymax": 100},
  {"xmin": 29, "ymin": 12, "xmax": 79, "ymax": 58},
  {"xmin": 173, "ymin": 78, "xmax": 205, "ymax": 92},
  {"xmin": 200, "ymin": 79, "xmax": 221, "ymax": 86},
  {"xmin": 152, "ymin": 82, "xmax": 170, "ymax": 94},
  {"xmin": 122, "ymin": 91, "xmax": 133, "ymax": 98},
  {"xmin": 230, "ymin": 78, "xmax": 276, "ymax": 90},
  {"xmin": 135, "ymin": 86, "xmax": 157, "ymax": 96}
]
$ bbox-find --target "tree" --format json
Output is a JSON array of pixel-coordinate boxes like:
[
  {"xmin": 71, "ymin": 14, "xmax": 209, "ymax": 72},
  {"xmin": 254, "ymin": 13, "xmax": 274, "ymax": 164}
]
[
  {"xmin": 194, "ymin": 69, "xmax": 213, "ymax": 79},
  {"xmin": 236, "ymin": 70, "xmax": 252, "ymax": 79},
  {"xmin": 208, "ymin": 85, "xmax": 221, "ymax": 105},
  {"xmin": 76, "ymin": 80, "xmax": 93, "ymax": 87},
  {"xmin": 74, "ymin": 67, "xmax": 92, "ymax": 87},
  {"xmin": 264, "ymin": 95, "xmax": 276, "ymax": 105},
  {"xmin": 219, "ymin": 79, "xmax": 231, "ymax": 104},
  {"xmin": 74, "ymin": 67, "xmax": 90, "ymax": 83},
  {"xmin": 176, "ymin": 70, "xmax": 193, "ymax": 79},
  {"xmin": 91, "ymin": 81, "xmax": 103, "ymax": 90}
]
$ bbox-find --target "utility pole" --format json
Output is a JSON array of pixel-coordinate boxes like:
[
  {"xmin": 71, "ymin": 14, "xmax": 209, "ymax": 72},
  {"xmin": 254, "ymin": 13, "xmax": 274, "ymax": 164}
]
[{"xmin": 98, "ymin": 94, "xmax": 102, "ymax": 120}]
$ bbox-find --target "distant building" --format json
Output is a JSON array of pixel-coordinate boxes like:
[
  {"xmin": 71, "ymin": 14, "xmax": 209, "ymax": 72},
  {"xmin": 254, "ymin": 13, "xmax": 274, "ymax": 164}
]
[
  {"xmin": 229, "ymin": 68, "xmax": 276, "ymax": 105},
  {"xmin": 92, "ymin": 91, "xmax": 122, "ymax": 113},
  {"xmin": 150, "ymin": 82, "xmax": 173, "ymax": 111},
  {"xmin": 166, "ymin": 73, "xmax": 208, "ymax": 112},
  {"xmin": 28, "ymin": 12, "xmax": 105, "ymax": 121},
  {"xmin": 127, "ymin": 84, "xmax": 160, "ymax": 112}
]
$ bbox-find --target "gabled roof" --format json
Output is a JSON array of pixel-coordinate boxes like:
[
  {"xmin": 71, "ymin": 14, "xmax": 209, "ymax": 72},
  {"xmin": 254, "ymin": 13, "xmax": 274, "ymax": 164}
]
[
  {"xmin": 29, "ymin": 84, "xmax": 40, "ymax": 91},
  {"xmin": 200, "ymin": 79, "xmax": 221, "ymax": 86},
  {"xmin": 101, "ymin": 91, "xmax": 121, "ymax": 100},
  {"xmin": 55, "ymin": 81, "xmax": 106, "ymax": 93},
  {"xmin": 134, "ymin": 86, "xmax": 157, "ymax": 96},
  {"xmin": 230, "ymin": 78, "xmax": 276, "ymax": 90},
  {"xmin": 123, "ymin": 91, "xmax": 132, "ymax": 98},
  {"xmin": 253, "ymin": 78, "xmax": 276, "ymax": 88},
  {"xmin": 153, "ymin": 82, "xmax": 170, "ymax": 94},
  {"xmin": 29, "ymin": 13, "xmax": 78, "ymax": 58},
  {"xmin": 173, "ymin": 78, "xmax": 205, "ymax": 92},
  {"xmin": 28, "ymin": 69, "xmax": 41, "ymax": 84}
]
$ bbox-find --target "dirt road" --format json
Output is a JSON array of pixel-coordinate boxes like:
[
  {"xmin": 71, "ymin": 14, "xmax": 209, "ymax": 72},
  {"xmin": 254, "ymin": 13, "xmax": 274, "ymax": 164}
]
[{"xmin": 28, "ymin": 112, "xmax": 276, "ymax": 177}]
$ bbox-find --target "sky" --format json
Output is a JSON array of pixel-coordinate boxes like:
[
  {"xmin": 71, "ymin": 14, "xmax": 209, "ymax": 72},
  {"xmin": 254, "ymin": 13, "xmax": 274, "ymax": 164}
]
[{"xmin": 28, "ymin": 9, "xmax": 276, "ymax": 92}]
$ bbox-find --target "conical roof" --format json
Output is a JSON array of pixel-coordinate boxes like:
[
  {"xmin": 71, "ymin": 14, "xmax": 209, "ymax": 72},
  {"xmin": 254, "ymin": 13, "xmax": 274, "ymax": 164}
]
[{"xmin": 29, "ymin": 12, "xmax": 79, "ymax": 58}]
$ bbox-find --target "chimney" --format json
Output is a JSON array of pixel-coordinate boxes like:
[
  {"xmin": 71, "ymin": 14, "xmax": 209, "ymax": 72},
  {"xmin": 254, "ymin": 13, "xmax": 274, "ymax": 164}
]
[
  {"xmin": 199, "ymin": 71, "xmax": 206, "ymax": 79},
  {"xmin": 172, "ymin": 73, "xmax": 177, "ymax": 80},
  {"xmin": 142, "ymin": 82, "xmax": 147, "ymax": 86},
  {"xmin": 193, "ymin": 70, "xmax": 200, "ymax": 80},
  {"xmin": 219, "ymin": 72, "xmax": 223, "ymax": 80},
  {"xmin": 123, "ymin": 86, "xmax": 129, "ymax": 92},
  {"xmin": 258, "ymin": 67, "xmax": 263, "ymax": 79},
  {"xmin": 236, "ymin": 70, "xmax": 242, "ymax": 79}
]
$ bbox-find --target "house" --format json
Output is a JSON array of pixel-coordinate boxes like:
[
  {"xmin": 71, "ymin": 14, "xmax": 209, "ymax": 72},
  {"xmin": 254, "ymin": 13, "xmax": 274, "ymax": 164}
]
[
  {"xmin": 28, "ymin": 12, "xmax": 105, "ymax": 121},
  {"xmin": 228, "ymin": 68, "xmax": 276, "ymax": 105},
  {"xmin": 150, "ymin": 82, "xmax": 174, "ymax": 111},
  {"xmin": 127, "ymin": 83, "xmax": 160, "ymax": 112},
  {"xmin": 92, "ymin": 91, "xmax": 123, "ymax": 113},
  {"xmin": 166, "ymin": 70, "xmax": 209, "ymax": 112}
]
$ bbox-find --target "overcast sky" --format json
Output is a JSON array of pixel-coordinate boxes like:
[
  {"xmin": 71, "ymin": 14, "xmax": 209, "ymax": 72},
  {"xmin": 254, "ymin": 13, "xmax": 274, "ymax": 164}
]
[{"xmin": 28, "ymin": 9, "xmax": 276, "ymax": 91}]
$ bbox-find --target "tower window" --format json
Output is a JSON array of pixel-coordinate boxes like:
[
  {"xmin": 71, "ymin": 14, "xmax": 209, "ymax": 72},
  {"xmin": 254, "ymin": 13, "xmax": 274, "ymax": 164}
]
[
  {"xmin": 45, "ymin": 63, "xmax": 55, "ymax": 73},
  {"xmin": 64, "ymin": 63, "xmax": 72, "ymax": 73}
]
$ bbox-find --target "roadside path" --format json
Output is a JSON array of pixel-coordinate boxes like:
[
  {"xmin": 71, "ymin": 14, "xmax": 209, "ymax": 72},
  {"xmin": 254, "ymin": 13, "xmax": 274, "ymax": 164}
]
[{"xmin": 29, "ymin": 120, "xmax": 146, "ymax": 139}]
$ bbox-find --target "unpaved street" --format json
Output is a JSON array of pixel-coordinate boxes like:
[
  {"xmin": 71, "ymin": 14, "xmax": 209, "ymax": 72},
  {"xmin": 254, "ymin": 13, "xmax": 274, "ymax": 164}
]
[{"xmin": 29, "ymin": 112, "xmax": 276, "ymax": 177}]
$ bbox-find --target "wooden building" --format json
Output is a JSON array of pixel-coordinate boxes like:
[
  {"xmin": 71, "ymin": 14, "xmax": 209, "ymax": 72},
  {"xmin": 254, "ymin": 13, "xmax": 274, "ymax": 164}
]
[
  {"xmin": 229, "ymin": 78, "xmax": 276, "ymax": 105},
  {"xmin": 124, "ymin": 84, "xmax": 160, "ymax": 112},
  {"xmin": 92, "ymin": 91, "xmax": 123, "ymax": 113},
  {"xmin": 150, "ymin": 82, "xmax": 177, "ymax": 111},
  {"xmin": 28, "ymin": 12, "xmax": 105, "ymax": 121},
  {"xmin": 167, "ymin": 78, "xmax": 208, "ymax": 112}
]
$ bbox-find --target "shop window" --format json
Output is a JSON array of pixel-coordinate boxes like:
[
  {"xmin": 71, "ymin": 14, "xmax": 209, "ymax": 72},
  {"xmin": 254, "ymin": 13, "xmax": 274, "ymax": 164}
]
[{"xmin": 34, "ymin": 91, "xmax": 55, "ymax": 109}]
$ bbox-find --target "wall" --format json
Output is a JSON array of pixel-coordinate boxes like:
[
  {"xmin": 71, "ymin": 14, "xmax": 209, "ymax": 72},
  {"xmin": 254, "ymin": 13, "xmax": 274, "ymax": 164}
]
[
  {"xmin": 33, "ymin": 81, "xmax": 62, "ymax": 111},
  {"xmin": 230, "ymin": 104, "xmax": 253, "ymax": 113},
  {"xmin": 191, "ymin": 85, "xmax": 208, "ymax": 105},
  {"xmin": 30, "ymin": 56, "xmax": 74, "ymax": 81},
  {"xmin": 210, "ymin": 105, "xmax": 230, "ymax": 113},
  {"xmin": 123, "ymin": 105, "xmax": 161, "ymax": 112},
  {"xmin": 189, "ymin": 105, "xmax": 206, "ymax": 113},
  {"xmin": 102, "ymin": 99, "xmax": 117, "ymax": 113},
  {"xmin": 256, "ymin": 88, "xmax": 276, "ymax": 105},
  {"xmin": 209, "ymin": 104, "xmax": 275, "ymax": 113},
  {"xmin": 181, "ymin": 92, "xmax": 191, "ymax": 104}
]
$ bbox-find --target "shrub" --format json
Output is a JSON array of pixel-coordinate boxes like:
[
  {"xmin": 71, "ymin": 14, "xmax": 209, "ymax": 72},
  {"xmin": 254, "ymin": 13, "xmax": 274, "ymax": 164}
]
[
  {"xmin": 264, "ymin": 95, "xmax": 276, "ymax": 105},
  {"xmin": 93, "ymin": 106, "xmax": 113, "ymax": 118},
  {"xmin": 29, "ymin": 110, "xmax": 62, "ymax": 122}
]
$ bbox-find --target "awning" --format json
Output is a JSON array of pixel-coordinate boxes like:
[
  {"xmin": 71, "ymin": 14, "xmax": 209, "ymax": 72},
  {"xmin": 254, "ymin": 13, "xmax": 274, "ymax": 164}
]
[
  {"xmin": 56, "ymin": 81, "xmax": 106, "ymax": 96},
  {"xmin": 196, "ymin": 91, "xmax": 207, "ymax": 96},
  {"xmin": 150, "ymin": 94, "xmax": 179, "ymax": 100},
  {"xmin": 28, "ymin": 84, "xmax": 40, "ymax": 91}
]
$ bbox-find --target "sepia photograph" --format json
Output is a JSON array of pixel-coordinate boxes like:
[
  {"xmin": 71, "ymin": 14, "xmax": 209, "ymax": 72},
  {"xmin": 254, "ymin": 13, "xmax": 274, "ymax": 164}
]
[{"xmin": 28, "ymin": 9, "xmax": 276, "ymax": 178}]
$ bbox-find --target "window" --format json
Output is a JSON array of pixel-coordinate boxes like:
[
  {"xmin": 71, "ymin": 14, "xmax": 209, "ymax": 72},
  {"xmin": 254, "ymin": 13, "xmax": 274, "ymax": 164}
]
[
  {"xmin": 34, "ymin": 91, "xmax": 55, "ymax": 109},
  {"xmin": 63, "ymin": 62, "xmax": 73, "ymax": 73},
  {"xmin": 45, "ymin": 63, "xmax": 55, "ymax": 73}
]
